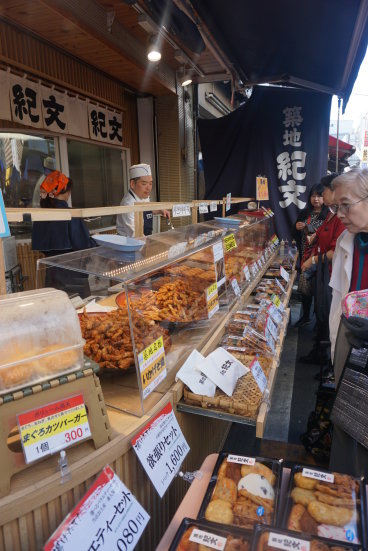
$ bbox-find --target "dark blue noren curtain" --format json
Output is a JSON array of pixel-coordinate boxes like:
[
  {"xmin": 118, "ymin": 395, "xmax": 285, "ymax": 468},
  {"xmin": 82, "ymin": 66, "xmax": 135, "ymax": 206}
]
[{"xmin": 199, "ymin": 85, "xmax": 331, "ymax": 240}]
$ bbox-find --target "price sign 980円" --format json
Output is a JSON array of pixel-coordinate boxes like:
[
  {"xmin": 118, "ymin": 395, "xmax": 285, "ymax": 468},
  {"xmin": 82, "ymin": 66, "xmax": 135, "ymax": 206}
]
[
  {"xmin": 17, "ymin": 394, "xmax": 91, "ymax": 464},
  {"xmin": 138, "ymin": 336, "xmax": 167, "ymax": 399}
]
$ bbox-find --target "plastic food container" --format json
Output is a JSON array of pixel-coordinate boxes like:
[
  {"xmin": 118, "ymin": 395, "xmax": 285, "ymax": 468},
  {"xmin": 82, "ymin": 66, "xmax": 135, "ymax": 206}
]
[
  {"xmin": 283, "ymin": 465, "xmax": 366, "ymax": 546},
  {"xmin": 169, "ymin": 517, "xmax": 253, "ymax": 550},
  {"xmin": 0, "ymin": 288, "xmax": 85, "ymax": 394},
  {"xmin": 198, "ymin": 453, "xmax": 282, "ymax": 530},
  {"xmin": 250, "ymin": 525, "xmax": 362, "ymax": 551}
]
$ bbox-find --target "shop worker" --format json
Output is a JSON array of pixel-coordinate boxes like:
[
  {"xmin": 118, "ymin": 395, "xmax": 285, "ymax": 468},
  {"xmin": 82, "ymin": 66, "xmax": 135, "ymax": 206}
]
[{"xmin": 116, "ymin": 163, "xmax": 170, "ymax": 237}]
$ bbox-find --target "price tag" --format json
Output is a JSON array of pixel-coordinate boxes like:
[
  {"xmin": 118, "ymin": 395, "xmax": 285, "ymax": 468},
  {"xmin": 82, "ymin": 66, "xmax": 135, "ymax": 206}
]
[
  {"xmin": 132, "ymin": 402, "xmax": 190, "ymax": 497},
  {"xmin": 266, "ymin": 314, "xmax": 278, "ymax": 341},
  {"xmin": 17, "ymin": 395, "xmax": 91, "ymax": 464},
  {"xmin": 257, "ymin": 259, "xmax": 263, "ymax": 270},
  {"xmin": 275, "ymin": 278, "xmax": 286, "ymax": 294},
  {"xmin": 280, "ymin": 265, "xmax": 290, "ymax": 282},
  {"xmin": 227, "ymin": 454, "xmax": 255, "ymax": 465},
  {"xmin": 251, "ymin": 262, "xmax": 258, "ymax": 277},
  {"xmin": 268, "ymin": 532, "xmax": 310, "ymax": 551},
  {"xmin": 243, "ymin": 264, "xmax": 251, "ymax": 281},
  {"xmin": 44, "ymin": 466, "xmax": 150, "ymax": 551},
  {"xmin": 223, "ymin": 233, "xmax": 237, "ymax": 252},
  {"xmin": 250, "ymin": 358, "xmax": 267, "ymax": 393},
  {"xmin": 206, "ymin": 282, "xmax": 219, "ymax": 319},
  {"xmin": 261, "ymin": 254, "xmax": 266, "ymax": 264},
  {"xmin": 302, "ymin": 468, "xmax": 334, "ymax": 483},
  {"xmin": 210, "ymin": 201, "xmax": 218, "ymax": 212},
  {"xmin": 231, "ymin": 277, "xmax": 241, "ymax": 296},
  {"xmin": 0, "ymin": 190, "xmax": 10, "ymax": 237},
  {"xmin": 190, "ymin": 529, "xmax": 227, "ymax": 550},
  {"xmin": 138, "ymin": 336, "xmax": 167, "ymax": 399},
  {"xmin": 265, "ymin": 326, "xmax": 276, "ymax": 352},
  {"xmin": 168, "ymin": 241, "xmax": 187, "ymax": 259},
  {"xmin": 213, "ymin": 241, "xmax": 224, "ymax": 262},
  {"xmin": 172, "ymin": 203, "xmax": 191, "ymax": 218},
  {"xmin": 271, "ymin": 293, "xmax": 285, "ymax": 313},
  {"xmin": 256, "ymin": 176, "xmax": 269, "ymax": 201},
  {"xmin": 198, "ymin": 202, "xmax": 209, "ymax": 214},
  {"xmin": 226, "ymin": 192, "xmax": 231, "ymax": 211},
  {"xmin": 268, "ymin": 303, "xmax": 283, "ymax": 325}
]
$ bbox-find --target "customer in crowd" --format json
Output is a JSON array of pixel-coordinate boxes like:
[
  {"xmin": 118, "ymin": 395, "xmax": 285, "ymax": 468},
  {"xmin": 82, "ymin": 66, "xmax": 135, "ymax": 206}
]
[
  {"xmin": 299, "ymin": 173, "xmax": 345, "ymax": 363},
  {"xmin": 32, "ymin": 156, "xmax": 56, "ymax": 207},
  {"xmin": 328, "ymin": 167, "xmax": 368, "ymax": 476},
  {"xmin": 32, "ymin": 170, "xmax": 95, "ymax": 296},
  {"xmin": 116, "ymin": 163, "xmax": 170, "ymax": 237},
  {"xmin": 293, "ymin": 184, "xmax": 327, "ymax": 327}
]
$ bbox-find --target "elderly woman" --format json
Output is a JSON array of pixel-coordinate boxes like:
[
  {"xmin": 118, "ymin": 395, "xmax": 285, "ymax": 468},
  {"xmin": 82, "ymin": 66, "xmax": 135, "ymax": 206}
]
[{"xmin": 328, "ymin": 167, "xmax": 368, "ymax": 476}]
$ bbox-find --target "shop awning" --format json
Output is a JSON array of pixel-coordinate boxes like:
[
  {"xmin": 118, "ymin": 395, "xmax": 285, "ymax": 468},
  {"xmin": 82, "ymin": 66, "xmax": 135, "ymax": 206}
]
[
  {"xmin": 187, "ymin": 0, "xmax": 368, "ymax": 110},
  {"xmin": 328, "ymin": 135, "xmax": 356, "ymax": 170}
]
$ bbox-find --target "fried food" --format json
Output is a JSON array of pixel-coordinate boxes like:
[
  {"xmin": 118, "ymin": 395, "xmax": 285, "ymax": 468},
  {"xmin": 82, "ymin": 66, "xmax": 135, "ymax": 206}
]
[
  {"xmin": 307, "ymin": 501, "xmax": 354, "ymax": 527},
  {"xmin": 240, "ymin": 462, "xmax": 276, "ymax": 485},
  {"xmin": 205, "ymin": 499, "xmax": 233, "ymax": 524},
  {"xmin": 291, "ymin": 487, "xmax": 317, "ymax": 507},
  {"xmin": 233, "ymin": 497, "xmax": 272, "ymax": 528},
  {"xmin": 213, "ymin": 477, "xmax": 237, "ymax": 503},
  {"xmin": 217, "ymin": 459, "xmax": 242, "ymax": 485},
  {"xmin": 299, "ymin": 509, "xmax": 319, "ymax": 535},
  {"xmin": 287, "ymin": 503, "xmax": 306, "ymax": 531},
  {"xmin": 294, "ymin": 472, "xmax": 318, "ymax": 490},
  {"xmin": 315, "ymin": 491, "xmax": 355, "ymax": 508}
]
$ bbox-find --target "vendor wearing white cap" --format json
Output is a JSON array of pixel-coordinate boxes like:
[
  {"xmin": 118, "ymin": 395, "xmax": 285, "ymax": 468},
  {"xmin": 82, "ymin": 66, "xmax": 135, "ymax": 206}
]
[{"xmin": 116, "ymin": 163, "xmax": 170, "ymax": 237}]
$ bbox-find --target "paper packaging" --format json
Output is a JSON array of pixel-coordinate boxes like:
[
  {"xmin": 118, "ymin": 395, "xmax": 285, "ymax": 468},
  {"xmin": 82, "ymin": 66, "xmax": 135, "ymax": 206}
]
[
  {"xmin": 342, "ymin": 289, "xmax": 368, "ymax": 319},
  {"xmin": 176, "ymin": 349, "xmax": 216, "ymax": 397},
  {"xmin": 197, "ymin": 347, "xmax": 249, "ymax": 397}
]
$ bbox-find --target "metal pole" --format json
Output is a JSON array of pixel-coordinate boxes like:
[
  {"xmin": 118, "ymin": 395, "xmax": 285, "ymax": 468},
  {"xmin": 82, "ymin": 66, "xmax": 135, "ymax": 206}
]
[{"xmin": 336, "ymin": 97, "xmax": 342, "ymax": 172}]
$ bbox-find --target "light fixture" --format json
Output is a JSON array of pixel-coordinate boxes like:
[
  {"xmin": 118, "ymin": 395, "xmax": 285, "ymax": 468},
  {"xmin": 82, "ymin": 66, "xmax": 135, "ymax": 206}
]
[
  {"xmin": 147, "ymin": 34, "xmax": 161, "ymax": 62},
  {"xmin": 179, "ymin": 66, "xmax": 192, "ymax": 87}
]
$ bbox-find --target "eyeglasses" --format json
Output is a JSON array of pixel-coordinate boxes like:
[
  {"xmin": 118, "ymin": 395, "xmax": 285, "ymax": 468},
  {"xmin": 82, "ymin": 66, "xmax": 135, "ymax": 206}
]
[{"xmin": 329, "ymin": 195, "xmax": 368, "ymax": 215}]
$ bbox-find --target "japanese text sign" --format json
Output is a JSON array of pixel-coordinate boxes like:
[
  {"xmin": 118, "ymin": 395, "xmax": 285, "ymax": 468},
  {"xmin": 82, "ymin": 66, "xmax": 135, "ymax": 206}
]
[
  {"xmin": 280, "ymin": 266, "xmax": 290, "ymax": 282},
  {"xmin": 243, "ymin": 264, "xmax": 251, "ymax": 281},
  {"xmin": 206, "ymin": 282, "xmax": 219, "ymax": 319},
  {"xmin": 226, "ymin": 193, "xmax": 231, "ymax": 211},
  {"xmin": 231, "ymin": 277, "xmax": 241, "ymax": 296},
  {"xmin": 44, "ymin": 466, "xmax": 149, "ymax": 551},
  {"xmin": 256, "ymin": 176, "xmax": 269, "ymax": 201},
  {"xmin": 138, "ymin": 336, "xmax": 167, "ymax": 399},
  {"xmin": 131, "ymin": 402, "xmax": 189, "ymax": 498},
  {"xmin": 17, "ymin": 394, "xmax": 91, "ymax": 464},
  {"xmin": 223, "ymin": 233, "xmax": 237, "ymax": 252},
  {"xmin": 189, "ymin": 529, "xmax": 227, "ymax": 550},
  {"xmin": 210, "ymin": 201, "xmax": 218, "ymax": 212},
  {"xmin": 268, "ymin": 532, "xmax": 310, "ymax": 551},
  {"xmin": 250, "ymin": 358, "xmax": 267, "ymax": 393},
  {"xmin": 172, "ymin": 203, "xmax": 191, "ymax": 218},
  {"xmin": 0, "ymin": 190, "xmax": 10, "ymax": 237},
  {"xmin": 198, "ymin": 202, "xmax": 209, "ymax": 214},
  {"xmin": 227, "ymin": 454, "xmax": 255, "ymax": 466},
  {"xmin": 302, "ymin": 468, "xmax": 334, "ymax": 483}
]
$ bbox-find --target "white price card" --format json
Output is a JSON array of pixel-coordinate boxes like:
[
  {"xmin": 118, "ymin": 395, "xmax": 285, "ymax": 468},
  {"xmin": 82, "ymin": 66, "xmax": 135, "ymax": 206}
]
[
  {"xmin": 302, "ymin": 468, "xmax": 334, "ymax": 483},
  {"xmin": 190, "ymin": 529, "xmax": 227, "ymax": 550},
  {"xmin": 280, "ymin": 265, "xmax": 290, "ymax": 282},
  {"xmin": 265, "ymin": 326, "xmax": 276, "ymax": 352},
  {"xmin": 268, "ymin": 303, "xmax": 283, "ymax": 325},
  {"xmin": 172, "ymin": 203, "xmax": 191, "ymax": 218},
  {"xmin": 17, "ymin": 394, "xmax": 91, "ymax": 464},
  {"xmin": 198, "ymin": 202, "xmax": 209, "ymax": 214},
  {"xmin": 213, "ymin": 241, "xmax": 224, "ymax": 262},
  {"xmin": 266, "ymin": 314, "xmax": 278, "ymax": 341},
  {"xmin": 206, "ymin": 282, "xmax": 219, "ymax": 319},
  {"xmin": 132, "ymin": 402, "xmax": 190, "ymax": 498},
  {"xmin": 268, "ymin": 532, "xmax": 310, "ymax": 551},
  {"xmin": 226, "ymin": 192, "xmax": 231, "ymax": 211},
  {"xmin": 231, "ymin": 277, "xmax": 241, "ymax": 296},
  {"xmin": 251, "ymin": 262, "xmax": 258, "ymax": 277},
  {"xmin": 243, "ymin": 264, "xmax": 251, "ymax": 281},
  {"xmin": 138, "ymin": 336, "xmax": 167, "ymax": 399},
  {"xmin": 227, "ymin": 454, "xmax": 255, "ymax": 465},
  {"xmin": 261, "ymin": 254, "xmax": 265, "ymax": 264},
  {"xmin": 250, "ymin": 358, "xmax": 267, "ymax": 393},
  {"xmin": 168, "ymin": 241, "xmax": 187, "ymax": 259},
  {"xmin": 275, "ymin": 278, "xmax": 286, "ymax": 294},
  {"xmin": 257, "ymin": 259, "xmax": 263, "ymax": 270},
  {"xmin": 0, "ymin": 190, "xmax": 10, "ymax": 237},
  {"xmin": 44, "ymin": 466, "xmax": 150, "ymax": 551},
  {"xmin": 210, "ymin": 201, "xmax": 218, "ymax": 212}
]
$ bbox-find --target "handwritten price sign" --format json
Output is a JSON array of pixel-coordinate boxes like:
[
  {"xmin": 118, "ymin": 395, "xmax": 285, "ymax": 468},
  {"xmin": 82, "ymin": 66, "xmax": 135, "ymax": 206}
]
[
  {"xmin": 138, "ymin": 336, "xmax": 167, "ymax": 399},
  {"xmin": 223, "ymin": 233, "xmax": 237, "ymax": 252},
  {"xmin": 206, "ymin": 282, "xmax": 219, "ymax": 319}
]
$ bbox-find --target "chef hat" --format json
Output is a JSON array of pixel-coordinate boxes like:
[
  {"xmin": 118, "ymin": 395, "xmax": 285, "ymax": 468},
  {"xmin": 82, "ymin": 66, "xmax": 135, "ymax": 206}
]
[{"xmin": 129, "ymin": 163, "xmax": 152, "ymax": 180}]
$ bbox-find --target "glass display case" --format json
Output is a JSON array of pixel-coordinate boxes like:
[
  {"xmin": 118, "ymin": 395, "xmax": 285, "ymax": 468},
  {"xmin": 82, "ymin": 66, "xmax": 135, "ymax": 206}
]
[{"xmin": 36, "ymin": 215, "xmax": 276, "ymax": 417}]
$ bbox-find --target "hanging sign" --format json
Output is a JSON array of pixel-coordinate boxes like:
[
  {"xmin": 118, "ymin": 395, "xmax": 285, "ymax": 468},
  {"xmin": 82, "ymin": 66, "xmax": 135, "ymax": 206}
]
[
  {"xmin": 44, "ymin": 466, "xmax": 150, "ymax": 551},
  {"xmin": 198, "ymin": 202, "xmax": 209, "ymax": 214},
  {"xmin": 256, "ymin": 176, "xmax": 269, "ymax": 201},
  {"xmin": 172, "ymin": 203, "xmax": 191, "ymax": 218},
  {"xmin": 223, "ymin": 234, "xmax": 237, "ymax": 252},
  {"xmin": 138, "ymin": 336, "xmax": 167, "ymax": 399},
  {"xmin": 131, "ymin": 402, "xmax": 190, "ymax": 498},
  {"xmin": 17, "ymin": 394, "xmax": 91, "ymax": 464},
  {"xmin": 226, "ymin": 193, "xmax": 231, "ymax": 211},
  {"xmin": 0, "ymin": 190, "xmax": 10, "ymax": 237},
  {"xmin": 210, "ymin": 201, "xmax": 218, "ymax": 212}
]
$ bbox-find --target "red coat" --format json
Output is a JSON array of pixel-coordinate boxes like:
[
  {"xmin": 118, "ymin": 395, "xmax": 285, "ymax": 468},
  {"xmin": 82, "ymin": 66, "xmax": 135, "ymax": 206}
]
[{"xmin": 302, "ymin": 213, "xmax": 345, "ymax": 264}]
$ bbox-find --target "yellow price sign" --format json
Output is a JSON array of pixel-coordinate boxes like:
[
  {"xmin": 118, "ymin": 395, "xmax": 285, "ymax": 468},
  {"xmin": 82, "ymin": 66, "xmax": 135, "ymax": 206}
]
[
  {"xmin": 271, "ymin": 294, "xmax": 281, "ymax": 307},
  {"xmin": 206, "ymin": 282, "xmax": 219, "ymax": 319},
  {"xmin": 138, "ymin": 336, "xmax": 167, "ymax": 398},
  {"xmin": 223, "ymin": 233, "xmax": 237, "ymax": 252}
]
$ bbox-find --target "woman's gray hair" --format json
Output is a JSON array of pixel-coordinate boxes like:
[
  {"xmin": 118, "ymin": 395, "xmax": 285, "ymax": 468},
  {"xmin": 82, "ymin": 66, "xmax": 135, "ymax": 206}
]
[{"xmin": 332, "ymin": 168, "xmax": 368, "ymax": 198}]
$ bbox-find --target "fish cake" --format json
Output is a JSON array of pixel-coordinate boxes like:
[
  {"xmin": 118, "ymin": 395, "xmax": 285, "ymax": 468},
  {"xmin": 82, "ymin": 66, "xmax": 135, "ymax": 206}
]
[
  {"xmin": 213, "ymin": 477, "xmax": 237, "ymax": 503},
  {"xmin": 287, "ymin": 503, "xmax": 306, "ymax": 531},
  {"xmin": 205, "ymin": 499, "xmax": 234, "ymax": 524},
  {"xmin": 240, "ymin": 462, "xmax": 276, "ymax": 486},
  {"xmin": 307, "ymin": 500, "xmax": 354, "ymax": 527},
  {"xmin": 217, "ymin": 458, "xmax": 242, "ymax": 485},
  {"xmin": 291, "ymin": 487, "xmax": 316, "ymax": 507},
  {"xmin": 294, "ymin": 472, "xmax": 318, "ymax": 490},
  {"xmin": 315, "ymin": 490, "xmax": 355, "ymax": 508}
]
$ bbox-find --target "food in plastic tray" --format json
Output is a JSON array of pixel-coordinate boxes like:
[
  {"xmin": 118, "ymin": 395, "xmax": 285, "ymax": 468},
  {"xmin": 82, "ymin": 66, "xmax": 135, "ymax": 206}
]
[
  {"xmin": 199, "ymin": 454, "xmax": 282, "ymax": 529},
  {"xmin": 284, "ymin": 466, "xmax": 365, "ymax": 545},
  {"xmin": 170, "ymin": 517, "xmax": 252, "ymax": 550},
  {"xmin": 251, "ymin": 525, "xmax": 361, "ymax": 551},
  {"xmin": 342, "ymin": 289, "xmax": 368, "ymax": 319}
]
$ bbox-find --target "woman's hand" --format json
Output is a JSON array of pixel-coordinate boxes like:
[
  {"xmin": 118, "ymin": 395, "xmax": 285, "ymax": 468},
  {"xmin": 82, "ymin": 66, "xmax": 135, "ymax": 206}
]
[
  {"xmin": 296, "ymin": 221, "xmax": 306, "ymax": 231},
  {"xmin": 301, "ymin": 256, "xmax": 313, "ymax": 272}
]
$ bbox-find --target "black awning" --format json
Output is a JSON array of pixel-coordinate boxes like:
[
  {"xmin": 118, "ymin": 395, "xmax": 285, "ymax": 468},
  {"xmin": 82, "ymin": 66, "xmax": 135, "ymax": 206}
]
[{"xmin": 189, "ymin": 0, "xmax": 368, "ymax": 110}]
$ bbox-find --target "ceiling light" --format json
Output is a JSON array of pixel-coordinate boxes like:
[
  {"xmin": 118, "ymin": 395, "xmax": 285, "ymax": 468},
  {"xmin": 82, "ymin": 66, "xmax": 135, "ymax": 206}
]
[
  {"xmin": 181, "ymin": 73, "xmax": 192, "ymax": 87},
  {"xmin": 147, "ymin": 34, "xmax": 161, "ymax": 62}
]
